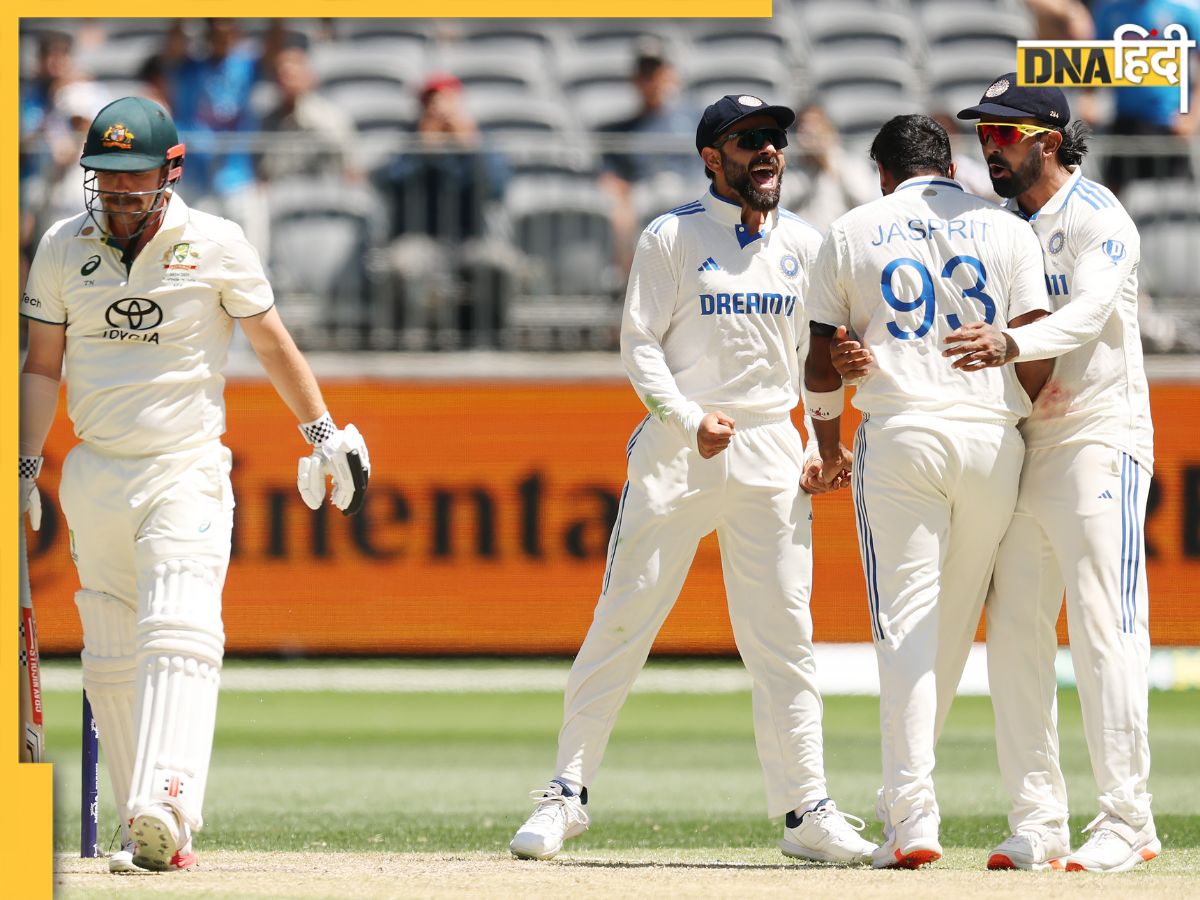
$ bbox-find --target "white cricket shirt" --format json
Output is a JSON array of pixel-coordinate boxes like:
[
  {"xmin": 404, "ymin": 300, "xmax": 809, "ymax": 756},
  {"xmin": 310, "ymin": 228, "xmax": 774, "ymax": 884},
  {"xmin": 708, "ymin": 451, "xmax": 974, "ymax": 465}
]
[
  {"xmin": 21, "ymin": 192, "xmax": 274, "ymax": 456},
  {"xmin": 621, "ymin": 186, "xmax": 823, "ymax": 439},
  {"xmin": 1003, "ymin": 167, "xmax": 1154, "ymax": 471},
  {"xmin": 808, "ymin": 176, "xmax": 1049, "ymax": 426}
]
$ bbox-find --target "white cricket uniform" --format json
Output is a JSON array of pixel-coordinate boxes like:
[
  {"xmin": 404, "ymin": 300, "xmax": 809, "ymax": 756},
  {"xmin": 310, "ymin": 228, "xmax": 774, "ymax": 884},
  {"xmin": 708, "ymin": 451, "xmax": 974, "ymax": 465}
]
[
  {"xmin": 986, "ymin": 166, "xmax": 1154, "ymax": 836},
  {"xmin": 807, "ymin": 176, "xmax": 1048, "ymax": 831},
  {"xmin": 555, "ymin": 188, "xmax": 828, "ymax": 818},
  {"xmin": 21, "ymin": 191, "xmax": 272, "ymax": 830}
]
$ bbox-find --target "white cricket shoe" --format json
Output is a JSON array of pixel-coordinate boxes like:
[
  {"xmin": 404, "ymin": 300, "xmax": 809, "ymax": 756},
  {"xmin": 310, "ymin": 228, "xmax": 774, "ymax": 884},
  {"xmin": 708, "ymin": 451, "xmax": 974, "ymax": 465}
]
[
  {"xmin": 1065, "ymin": 812, "xmax": 1160, "ymax": 873},
  {"xmin": 872, "ymin": 811, "xmax": 942, "ymax": 869},
  {"xmin": 108, "ymin": 838, "xmax": 140, "ymax": 874},
  {"xmin": 509, "ymin": 780, "xmax": 590, "ymax": 860},
  {"xmin": 987, "ymin": 825, "xmax": 1070, "ymax": 870},
  {"xmin": 130, "ymin": 805, "xmax": 198, "ymax": 872},
  {"xmin": 779, "ymin": 798, "xmax": 876, "ymax": 864}
]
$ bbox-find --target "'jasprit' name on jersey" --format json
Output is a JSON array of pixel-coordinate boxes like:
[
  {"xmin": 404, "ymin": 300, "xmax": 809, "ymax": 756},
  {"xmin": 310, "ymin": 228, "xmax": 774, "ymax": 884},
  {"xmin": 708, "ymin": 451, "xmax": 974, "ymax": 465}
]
[{"xmin": 870, "ymin": 217, "xmax": 991, "ymax": 246}]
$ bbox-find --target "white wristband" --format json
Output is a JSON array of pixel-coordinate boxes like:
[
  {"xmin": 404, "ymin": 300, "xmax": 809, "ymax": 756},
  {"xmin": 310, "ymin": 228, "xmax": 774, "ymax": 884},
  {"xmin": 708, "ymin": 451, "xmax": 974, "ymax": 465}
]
[
  {"xmin": 299, "ymin": 411, "xmax": 336, "ymax": 444},
  {"xmin": 802, "ymin": 386, "xmax": 844, "ymax": 421}
]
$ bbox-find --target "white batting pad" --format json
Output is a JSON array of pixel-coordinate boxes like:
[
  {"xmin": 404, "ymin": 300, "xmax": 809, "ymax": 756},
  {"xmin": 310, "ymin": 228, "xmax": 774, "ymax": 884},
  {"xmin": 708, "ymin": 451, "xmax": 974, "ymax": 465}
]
[
  {"xmin": 76, "ymin": 589, "xmax": 138, "ymax": 825},
  {"xmin": 127, "ymin": 560, "xmax": 225, "ymax": 831}
]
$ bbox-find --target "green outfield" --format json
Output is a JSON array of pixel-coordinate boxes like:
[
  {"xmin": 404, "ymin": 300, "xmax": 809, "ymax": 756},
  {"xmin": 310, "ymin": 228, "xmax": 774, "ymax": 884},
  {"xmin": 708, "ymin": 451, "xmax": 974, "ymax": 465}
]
[{"xmin": 42, "ymin": 660, "xmax": 1199, "ymax": 896}]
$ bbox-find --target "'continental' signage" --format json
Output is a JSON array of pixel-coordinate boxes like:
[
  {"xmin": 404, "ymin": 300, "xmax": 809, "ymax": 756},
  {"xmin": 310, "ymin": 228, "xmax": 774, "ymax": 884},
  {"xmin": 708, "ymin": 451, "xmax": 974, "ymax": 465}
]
[
  {"xmin": 1017, "ymin": 24, "xmax": 1195, "ymax": 112},
  {"xmin": 25, "ymin": 381, "xmax": 1200, "ymax": 655}
]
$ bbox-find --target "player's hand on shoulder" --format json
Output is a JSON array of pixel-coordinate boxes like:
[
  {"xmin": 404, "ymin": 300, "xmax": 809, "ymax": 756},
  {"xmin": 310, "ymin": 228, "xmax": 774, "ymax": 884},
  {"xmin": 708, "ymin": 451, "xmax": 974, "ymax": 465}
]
[
  {"xmin": 830, "ymin": 326, "xmax": 873, "ymax": 383},
  {"xmin": 19, "ymin": 455, "xmax": 43, "ymax": 530},
  {"xmin": 296, "ymin": 413, "xmax": 372, "ymax": 516},
  {"xmin": 697, "ymin": 411, "xmax": 735, "ymax": 459},
  {"xmin": 943, "ymin": 321, "xmax": 1015, "ymax": 370}
]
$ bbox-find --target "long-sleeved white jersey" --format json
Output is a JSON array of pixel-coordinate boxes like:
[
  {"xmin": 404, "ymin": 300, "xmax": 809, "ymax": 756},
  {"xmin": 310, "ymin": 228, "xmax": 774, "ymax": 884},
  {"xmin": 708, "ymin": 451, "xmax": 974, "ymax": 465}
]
[
  {"xmin": 620, "ymin": 186, "xmax": 824, "ymax": 440},
  {"xmin": 807, "ymin": 176, "xmax": 1049, "ymax": 426},
  {"xmin": 20, "ymin": 193, "xmax": 274, "ymax": 457},
  {"xmin": 1004, "ymin": 166, "xmax": 1154, "ymax": 471}
]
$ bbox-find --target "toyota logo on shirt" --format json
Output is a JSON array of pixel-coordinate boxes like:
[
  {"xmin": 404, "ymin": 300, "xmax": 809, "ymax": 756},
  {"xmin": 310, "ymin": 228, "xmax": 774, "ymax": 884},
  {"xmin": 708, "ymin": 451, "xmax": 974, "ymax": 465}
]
[{"xmin": 105, "ymin": 297, "xmax": 163, "ymax": 331}]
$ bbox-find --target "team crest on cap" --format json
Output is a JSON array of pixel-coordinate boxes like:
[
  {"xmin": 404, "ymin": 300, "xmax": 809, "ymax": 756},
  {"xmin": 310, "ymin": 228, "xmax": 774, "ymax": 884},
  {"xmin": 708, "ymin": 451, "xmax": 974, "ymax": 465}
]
[
  {"xmin": 738, "ymin": 95, "xmax": 764, "ymax": 107},
  {"xmin": 985, "ymin": 79, "xmax": 1010, "ymax": 98},
  {"xmin": 101, "ymin": 123, "xmax": 135, "ymax": 150}
]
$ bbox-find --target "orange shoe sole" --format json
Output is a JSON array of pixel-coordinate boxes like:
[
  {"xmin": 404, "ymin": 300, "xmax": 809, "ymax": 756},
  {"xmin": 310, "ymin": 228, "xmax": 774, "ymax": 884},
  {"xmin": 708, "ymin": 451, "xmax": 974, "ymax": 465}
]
[{"xmin": 888, "ymin": 849, "xmax": 941, "ymax": 869}]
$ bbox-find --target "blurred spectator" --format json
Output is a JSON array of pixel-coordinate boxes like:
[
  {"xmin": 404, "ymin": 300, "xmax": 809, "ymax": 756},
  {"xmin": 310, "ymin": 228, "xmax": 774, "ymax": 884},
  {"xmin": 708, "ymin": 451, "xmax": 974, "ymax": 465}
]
[
  {"xmin": 257, "ymin": 32, "xmax": 363, "ymax": 183},
  {"xmin": 19, "ymin": 31, "xmax": 107, "ymax": 293},
  {"xmin": 597, "ymin": 38, "xmax": 698, "ymax": 274},
  {"xmin": 930, "ymin": 111, "xmax": 998, "ymax": 201},
  {"xmin": 136, "ymin": 53, "xmax": 173, "ymax": 112},
  {"xmin": 1024, "ymin": 0, "xmax": 1095, "ymax": 40},
  {"xmin": 378, "ymin": 74, "xmax": 515, "ymax": 346},
  {"xmin": 28, "ymin": 81, "xmax": 111, "ymax": 237},
  {"xmin": 780, "ymin": 103, "xmax": 878, "ymax": 230},
  {"xmin": 1089, "ymin": 0, "xmax": 1200, "ymax": 193},
  {"xmin": 166, "ymin": 18, "xmax": 268, "ymax": 246}
]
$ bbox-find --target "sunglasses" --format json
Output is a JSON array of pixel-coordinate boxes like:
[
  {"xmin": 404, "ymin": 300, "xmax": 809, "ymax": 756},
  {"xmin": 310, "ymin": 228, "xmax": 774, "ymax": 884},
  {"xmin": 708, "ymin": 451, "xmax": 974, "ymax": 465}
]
[
  {"xmin": 974, "ymin": 122, "xmax": 1056, "ymax": 147},
  {"xmin": 715, "ymin": 127, "xmax": 788, "ymax": 151}
]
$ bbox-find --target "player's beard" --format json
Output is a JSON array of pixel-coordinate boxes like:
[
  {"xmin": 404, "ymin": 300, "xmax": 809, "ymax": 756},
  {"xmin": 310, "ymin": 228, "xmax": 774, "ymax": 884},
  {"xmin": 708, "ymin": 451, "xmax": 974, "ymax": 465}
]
[
  {"xmin": 722, "ymin": 153, "xmax": 783, "ymax": 212},
  {"xmin": 988, "ymin": 146, "xmax": 1043, "ymax": 198}
]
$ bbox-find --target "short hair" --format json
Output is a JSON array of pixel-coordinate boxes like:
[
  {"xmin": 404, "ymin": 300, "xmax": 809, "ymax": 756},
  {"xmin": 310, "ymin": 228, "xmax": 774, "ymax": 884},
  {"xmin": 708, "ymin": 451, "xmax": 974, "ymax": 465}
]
[
  {"xmin": 869, "ymin": 115, "xmax": 953, "ymax": 182},
  {"xmin": 1056, "ymin": 120, "xmax": 1090, "ymax": 167}
]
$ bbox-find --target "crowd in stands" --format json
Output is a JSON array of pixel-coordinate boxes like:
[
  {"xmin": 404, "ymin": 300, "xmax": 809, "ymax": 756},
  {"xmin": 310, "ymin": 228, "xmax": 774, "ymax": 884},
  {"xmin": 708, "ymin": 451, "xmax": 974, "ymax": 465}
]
[{"xmin": 19, "ymin": 8, "xmax": 1200, "ymax": 351}]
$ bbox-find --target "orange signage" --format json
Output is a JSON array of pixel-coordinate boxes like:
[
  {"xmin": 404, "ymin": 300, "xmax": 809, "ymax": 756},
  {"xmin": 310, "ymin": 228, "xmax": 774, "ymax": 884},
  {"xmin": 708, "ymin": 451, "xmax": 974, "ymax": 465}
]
[{"xmin": 26, "ymin": 381, "xmax": 1200, "ymax": 654}]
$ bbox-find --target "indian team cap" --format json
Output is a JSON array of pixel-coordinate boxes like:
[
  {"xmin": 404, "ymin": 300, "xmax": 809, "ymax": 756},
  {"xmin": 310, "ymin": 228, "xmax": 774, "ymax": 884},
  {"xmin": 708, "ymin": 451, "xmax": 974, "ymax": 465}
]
[
  {"xmin": 956, "ymin": 72, "xmax": 1071, "ymax": 127},
  {"xmin": 696, "ymin": 94, "xmax": 796, "ymax": 152},
  {"xmin": 80, "ymin": 96, "xmax": 185, "ymax": 172}
]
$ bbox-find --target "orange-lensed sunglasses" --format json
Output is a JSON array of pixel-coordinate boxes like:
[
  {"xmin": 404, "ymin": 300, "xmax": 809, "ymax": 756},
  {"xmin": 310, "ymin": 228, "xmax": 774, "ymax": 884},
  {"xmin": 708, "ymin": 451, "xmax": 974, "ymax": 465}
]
[{"xmin": 975, "ymin": 122, "xmax": 1057, "ymax": 146}]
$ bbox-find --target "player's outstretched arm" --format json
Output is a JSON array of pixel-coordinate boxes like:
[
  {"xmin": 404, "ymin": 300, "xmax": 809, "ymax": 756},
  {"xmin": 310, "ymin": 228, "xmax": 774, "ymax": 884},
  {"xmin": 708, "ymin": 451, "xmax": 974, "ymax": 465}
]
[
  {"xmin": 19, "ymin": 320, "xmax": 66, "ymax": 530},
  {"xmin": 240, "ymin": 308, "xmax": 371, "ymax": 515},
  {"xmin": 803, "ymin": 329, "xmax": 849, "ymax": 489}
]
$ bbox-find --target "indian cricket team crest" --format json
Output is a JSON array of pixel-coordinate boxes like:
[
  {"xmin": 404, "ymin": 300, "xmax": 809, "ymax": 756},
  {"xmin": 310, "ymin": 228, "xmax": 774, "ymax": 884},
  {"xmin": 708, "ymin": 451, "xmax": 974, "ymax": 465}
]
[
  {"xmin": 779, "ymin": 254, "xmax": 800, "ymax": 279},
  {"xmin": 985, "ymin": 78, "xmax": 1010, "ymax": 98},
  {"xmin": 101, "ymin": 123, "xmax": 134, "ymax": 150},
  {"xmin": 1047, "ymin": 229, "xmax": 1066, "ymax": 255}
]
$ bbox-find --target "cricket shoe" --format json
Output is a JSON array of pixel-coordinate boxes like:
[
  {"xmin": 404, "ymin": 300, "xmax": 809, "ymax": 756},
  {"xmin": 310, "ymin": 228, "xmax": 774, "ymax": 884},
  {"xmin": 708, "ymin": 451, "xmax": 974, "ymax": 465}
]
[
  {"xmin": 510, "ymin": 780, "xmax": 590, "ymax": 860},
  {"xmin": 872, "ymin": 811, "xmax": 942, "ymax": 869},
  {"xmin": 780, "ymin": 798, "xmax": 876, "ymax": 864},
  {"xmin": 129, "ymin": 805, "xmax": 198, "ymax": 872},
  {"xmin": 1065, "ymin": 812, "xmax": 1160, "ymax": 873},
  {"xmin": 987, "ymin": 825, "xmax": 1070, "ymax": 870}
]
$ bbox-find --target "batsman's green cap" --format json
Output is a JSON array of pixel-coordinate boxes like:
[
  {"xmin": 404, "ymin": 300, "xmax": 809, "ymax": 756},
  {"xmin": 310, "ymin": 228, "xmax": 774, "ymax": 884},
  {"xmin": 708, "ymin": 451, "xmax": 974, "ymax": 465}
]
[{"xmin": 80, "ymin": 96, "xmax": 185, "ymax": 172}]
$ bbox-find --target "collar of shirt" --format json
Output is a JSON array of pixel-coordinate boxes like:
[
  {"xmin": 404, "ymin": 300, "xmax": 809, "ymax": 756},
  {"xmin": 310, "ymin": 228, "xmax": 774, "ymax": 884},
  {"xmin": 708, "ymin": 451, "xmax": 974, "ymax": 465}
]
[
  {"xmin": 893, "ymin": 175, "xmax": 965, "ymax": 193},
  {"xmin": 1003, "ymin": 165, "xmax": 1082, "ymax": 222},
  {"xmin": 702, "ymin": 184, "xmax": 777, "ymax": 246}
]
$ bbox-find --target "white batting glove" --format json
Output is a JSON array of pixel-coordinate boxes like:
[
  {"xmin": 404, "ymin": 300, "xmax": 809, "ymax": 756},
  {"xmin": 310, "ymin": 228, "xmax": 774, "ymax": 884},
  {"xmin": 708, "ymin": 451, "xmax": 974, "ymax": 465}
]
[
  {"xmin": 296, "ymin": 413, "xmax": 371, "ymax": 515},
  {"xmin": 19, "ymin": 456, "xmax": 43, "ymax": 531}
]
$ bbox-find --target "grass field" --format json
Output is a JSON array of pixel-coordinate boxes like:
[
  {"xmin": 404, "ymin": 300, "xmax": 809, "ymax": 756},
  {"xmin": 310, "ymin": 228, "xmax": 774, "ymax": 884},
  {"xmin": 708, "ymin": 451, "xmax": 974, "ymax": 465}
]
[{"xmin": 42, "ymin": 659, "xmax": 1199, "ymax": 897}]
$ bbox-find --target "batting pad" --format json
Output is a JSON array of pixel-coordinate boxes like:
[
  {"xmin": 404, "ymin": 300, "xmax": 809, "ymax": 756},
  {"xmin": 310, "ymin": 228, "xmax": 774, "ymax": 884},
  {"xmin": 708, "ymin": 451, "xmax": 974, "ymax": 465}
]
[
  {"xmin": 127, "ymin": 559, "xmax": 225, "ymax": 831},
  {"xmin": 76, "ymin": 589, "xmax": 138, "ymax": 825}
]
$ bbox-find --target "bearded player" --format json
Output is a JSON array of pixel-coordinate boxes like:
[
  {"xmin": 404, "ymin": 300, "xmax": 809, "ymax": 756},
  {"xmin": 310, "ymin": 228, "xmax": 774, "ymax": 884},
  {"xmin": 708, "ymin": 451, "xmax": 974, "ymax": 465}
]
[{"xmin": 19, "ymin": 96, "xmax": 370, "ymax": 872}]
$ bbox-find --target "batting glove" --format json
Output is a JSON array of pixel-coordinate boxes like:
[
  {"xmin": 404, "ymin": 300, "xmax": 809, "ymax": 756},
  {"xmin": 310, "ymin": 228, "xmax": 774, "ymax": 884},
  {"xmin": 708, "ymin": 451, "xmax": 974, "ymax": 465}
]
[
  {"xmin": 19, "ymin": 456, "xmax": 43, "ymax": 531},
  {"xmin": 296, "ymin": 413, "xmax": 371, "ymax": 516}
]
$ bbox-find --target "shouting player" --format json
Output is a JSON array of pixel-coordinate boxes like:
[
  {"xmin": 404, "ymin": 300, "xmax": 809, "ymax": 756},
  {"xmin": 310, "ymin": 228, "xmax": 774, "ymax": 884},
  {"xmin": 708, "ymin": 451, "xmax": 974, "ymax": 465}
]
[
  {"xmin": 804, "ymin": 114, "xmax": 1051, "ymax": 868},
  {"xmin": 18, "ymin": 97, "xmax": 370, "ymax": 872},
  {"xmin": 947, "ymin": 77, "xmax": 1157, "ymax": 873},
  {"xmin": 509, "ymin": 94, "xmax": 875, "ymax": 865}
]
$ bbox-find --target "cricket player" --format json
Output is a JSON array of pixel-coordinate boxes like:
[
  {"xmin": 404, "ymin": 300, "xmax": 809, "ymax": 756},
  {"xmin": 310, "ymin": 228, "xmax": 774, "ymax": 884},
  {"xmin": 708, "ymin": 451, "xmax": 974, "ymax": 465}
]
[
  {"xmin": 804, "ymin": 114, "xmax": 1051, "ymax": 869},
  {"xmin": 509, "ymin": 94, "xmax": 876, "ymax": 865},
  {"xmin": 18, "ymin": 96, "xmax": 371, "ymax": 873},
  {"xmin": 946, "ymin": 76, "xmax": 1158, "ymax": 873}
]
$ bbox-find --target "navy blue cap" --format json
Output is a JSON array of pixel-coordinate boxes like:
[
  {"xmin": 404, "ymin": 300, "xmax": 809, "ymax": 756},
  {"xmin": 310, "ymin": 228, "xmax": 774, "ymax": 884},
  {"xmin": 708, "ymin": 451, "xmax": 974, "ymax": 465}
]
[
  {"xmin": 956, "ymin": 73, "xmax": 1070, "ymax": 127},
  {"xmin": 696, "ymin": 94, "xmax": 795, "ymax": 153}
]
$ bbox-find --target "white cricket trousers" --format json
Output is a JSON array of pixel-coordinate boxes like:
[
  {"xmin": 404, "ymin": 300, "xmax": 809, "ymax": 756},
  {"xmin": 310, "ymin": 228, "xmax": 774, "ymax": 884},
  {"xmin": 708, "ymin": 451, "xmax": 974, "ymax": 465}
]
[
  {"xmin": 852, "ymin": 415, "xmax": 1025, "ymax": 831},
  {"xmin": 987, "ymin": 442, "xmax": 1152, "ymax": 834},
  {"xmin": 555, "ymin": 413, "xmax": 824, "ymax": 819}
]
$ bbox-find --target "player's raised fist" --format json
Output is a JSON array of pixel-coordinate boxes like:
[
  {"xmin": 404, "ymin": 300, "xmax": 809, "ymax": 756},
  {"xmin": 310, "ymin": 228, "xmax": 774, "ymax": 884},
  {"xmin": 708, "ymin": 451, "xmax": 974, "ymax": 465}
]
[{"xmin": 697, "ymin": 411, "xmax": 735, "ymax": 459}]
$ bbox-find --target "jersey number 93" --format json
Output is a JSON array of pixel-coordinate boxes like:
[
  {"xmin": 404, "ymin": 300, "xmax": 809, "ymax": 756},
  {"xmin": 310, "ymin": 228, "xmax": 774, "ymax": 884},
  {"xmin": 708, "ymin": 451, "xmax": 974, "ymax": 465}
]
[{"xmin": 880, "ymin": 255, "xmax": 995, "ymax": 340}]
